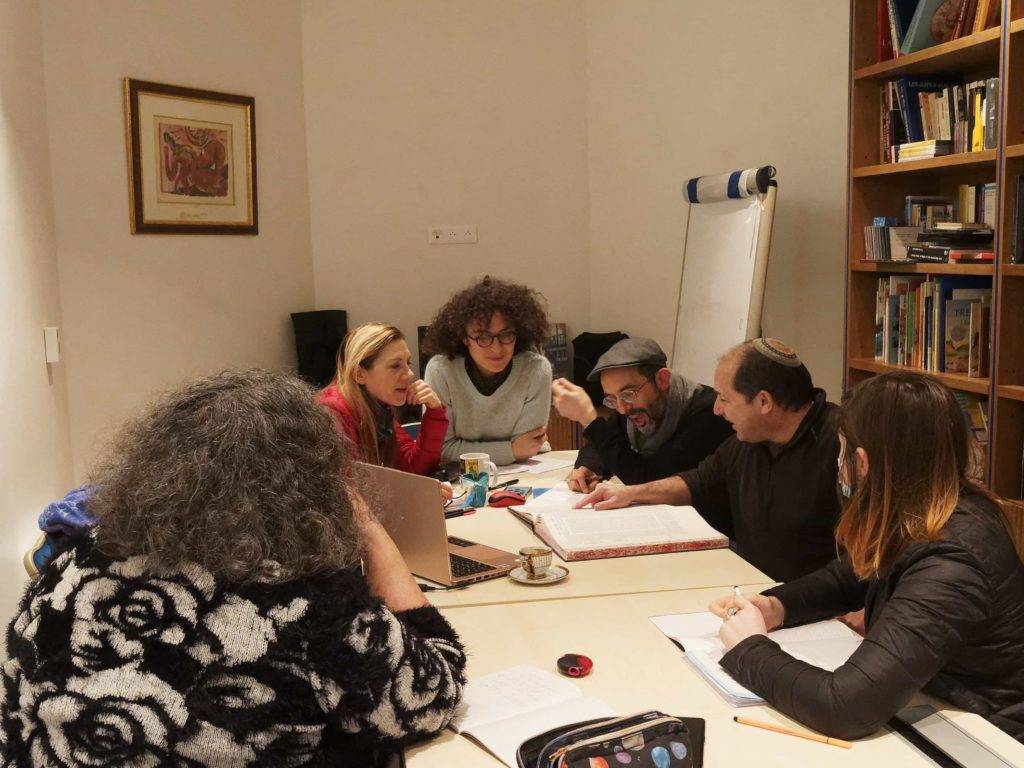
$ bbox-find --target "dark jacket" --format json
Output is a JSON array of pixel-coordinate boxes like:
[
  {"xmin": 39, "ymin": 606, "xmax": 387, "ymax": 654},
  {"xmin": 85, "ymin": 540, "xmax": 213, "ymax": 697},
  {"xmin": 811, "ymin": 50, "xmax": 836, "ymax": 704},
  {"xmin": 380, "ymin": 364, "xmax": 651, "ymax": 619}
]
[
  {"xmin": 679, "ymin": 389, "xmax": 840, "ymax": 582},
  {"xmin": 2, "ymin": 540, "xmax": 466, "ymax": 767},
  {"xmin": 721, "ymin": 492, "xmax": 1024, "ymax": 742},
  {"xmin": 575, "ymin": 385, "xmax": 733, "ymax": 484}
]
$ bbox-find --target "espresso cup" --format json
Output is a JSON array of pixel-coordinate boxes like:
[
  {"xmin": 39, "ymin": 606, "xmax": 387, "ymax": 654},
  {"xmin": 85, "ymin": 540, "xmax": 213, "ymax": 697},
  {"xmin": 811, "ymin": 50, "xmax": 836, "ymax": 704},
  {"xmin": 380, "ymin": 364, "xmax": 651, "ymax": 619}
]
[
  {"xmin": 518, "ymin": 546, "xmax": 554, "ymax": 580},
  {"xmin": 459, "ymin": 453, "xmax": 498, "ymax": 485}
]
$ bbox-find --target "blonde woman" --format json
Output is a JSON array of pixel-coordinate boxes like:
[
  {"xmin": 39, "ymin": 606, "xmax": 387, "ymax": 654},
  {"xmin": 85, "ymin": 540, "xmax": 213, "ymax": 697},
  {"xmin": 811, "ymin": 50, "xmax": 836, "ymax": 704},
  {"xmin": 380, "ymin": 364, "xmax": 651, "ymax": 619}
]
[
  {"xmin": 711, "ymin": 372, "xmax": 1024, "ymax": 742},
  {"xmin": 318, "ymin": 323, "xmax": 447, "ymax": 475}
]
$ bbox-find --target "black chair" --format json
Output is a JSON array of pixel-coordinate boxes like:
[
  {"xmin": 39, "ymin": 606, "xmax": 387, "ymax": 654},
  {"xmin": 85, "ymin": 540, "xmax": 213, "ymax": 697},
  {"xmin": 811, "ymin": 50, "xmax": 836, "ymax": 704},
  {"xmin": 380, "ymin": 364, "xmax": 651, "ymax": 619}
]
[
  {"xmin": 290, "ymin": 310, "xmax": 348, "ymax": 388},
  {"xmin": 571, "ymin": 331, "xmax": 629, "ymax": 406}
]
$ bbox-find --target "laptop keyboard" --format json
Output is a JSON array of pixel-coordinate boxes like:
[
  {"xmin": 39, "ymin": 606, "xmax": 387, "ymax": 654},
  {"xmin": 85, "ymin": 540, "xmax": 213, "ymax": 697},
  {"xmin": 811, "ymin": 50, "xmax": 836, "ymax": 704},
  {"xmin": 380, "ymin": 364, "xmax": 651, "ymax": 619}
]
[{"xmin": 449, "ymin": 553, "xmax": 492, "ymax": 578}]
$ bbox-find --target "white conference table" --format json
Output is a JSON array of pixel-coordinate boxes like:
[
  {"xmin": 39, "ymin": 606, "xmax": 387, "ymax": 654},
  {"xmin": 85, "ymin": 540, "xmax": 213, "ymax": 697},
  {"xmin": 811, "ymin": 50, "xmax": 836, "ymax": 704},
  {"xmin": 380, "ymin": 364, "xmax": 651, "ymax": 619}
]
[
  {"xmin": 431, "ymin": 451, "xmax": 770, "ymax": 608},
  {"xmin": 408, "ymin": 588, "xmax": 1024, "ymax": 767}
]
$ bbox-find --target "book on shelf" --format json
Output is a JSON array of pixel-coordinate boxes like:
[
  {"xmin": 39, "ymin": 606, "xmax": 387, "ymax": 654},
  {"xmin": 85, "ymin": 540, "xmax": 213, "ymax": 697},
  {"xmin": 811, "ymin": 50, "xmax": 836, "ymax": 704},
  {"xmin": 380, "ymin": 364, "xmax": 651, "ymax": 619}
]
[
  {"xmin": 968, "ymin": 301, "xmax": 991, "ymax": 377},
  {"xmin": 1013, "ymin": 175, "xmax": 1024, "ymax": 265},
  {"xmin": 876, "ymin": 0, "xmax": 998, "ymax": 64},
  {"xmin": 880, "ymin": 77, "xmax": 999, "ymax": 160},
  {"xmin": 508, "ymin": 487, "xmax": 727, "ymax": 561},
  {"xmin": 875, "ymin": 276, "xmax": 990, "ymax": 371},
  {"xmin": 901, "ymin": 0, "xmax": 963, "ymax": 54},
  {"xmin": 862, "ymin": 202, "xmax": 992, "ymax": 263},
  {"xmin": 945, "ymin": 299, "xmax": 976, "ymax": 373},
  {"xmin": 906, "ymin": 195, "xmax": 951, "ymax": 227}
]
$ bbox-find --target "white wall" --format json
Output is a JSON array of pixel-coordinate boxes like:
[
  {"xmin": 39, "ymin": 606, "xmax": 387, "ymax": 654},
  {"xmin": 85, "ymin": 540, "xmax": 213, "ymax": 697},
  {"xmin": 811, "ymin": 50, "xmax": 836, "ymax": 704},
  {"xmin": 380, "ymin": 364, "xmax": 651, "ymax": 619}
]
[
  {"xmin": 40, "ymin": 0, "xmax": 316, "ymax": 475},
  {"xmin": 0, "ymin": 0, "xmax": 73, "ymax": 627},
  {"xmin": 586, "ymin": 1, "xmax": 849, "ymax": 396},
  {"xmin": 301, "ymin": 0, "xmax": 592, "ymax": 363}
]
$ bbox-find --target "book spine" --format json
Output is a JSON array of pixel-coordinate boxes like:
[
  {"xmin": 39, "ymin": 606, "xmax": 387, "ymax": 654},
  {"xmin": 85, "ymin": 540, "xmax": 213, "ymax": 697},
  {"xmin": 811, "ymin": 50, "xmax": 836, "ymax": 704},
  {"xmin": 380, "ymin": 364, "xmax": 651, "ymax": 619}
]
[
  {"xmin": 984, "ymin": 77, "xmax": 999, "ymax": 151},
  {"xmin": 558, "ymin": 538, "xmax": 729, "ymax": 562}
]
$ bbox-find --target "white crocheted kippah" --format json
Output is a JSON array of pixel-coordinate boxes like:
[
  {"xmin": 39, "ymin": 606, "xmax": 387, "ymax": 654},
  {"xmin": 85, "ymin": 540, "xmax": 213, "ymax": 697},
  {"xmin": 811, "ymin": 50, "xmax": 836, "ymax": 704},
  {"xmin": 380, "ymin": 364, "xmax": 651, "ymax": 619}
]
[{"xmin": 752, "ymin": 338, "xmax": 801, "ymax": 367}]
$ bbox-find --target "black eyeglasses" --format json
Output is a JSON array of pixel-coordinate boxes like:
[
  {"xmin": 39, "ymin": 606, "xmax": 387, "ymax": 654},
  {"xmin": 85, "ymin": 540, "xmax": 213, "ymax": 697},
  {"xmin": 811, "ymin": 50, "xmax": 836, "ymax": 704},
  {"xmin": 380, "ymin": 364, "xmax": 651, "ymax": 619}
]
[
  {"xmin": 602, "ymin": 379, "xmax": 652, "ymax": 409},
  {"xmin": 468, "ymin": 330, "xmax": 517, "ymax": 348}
]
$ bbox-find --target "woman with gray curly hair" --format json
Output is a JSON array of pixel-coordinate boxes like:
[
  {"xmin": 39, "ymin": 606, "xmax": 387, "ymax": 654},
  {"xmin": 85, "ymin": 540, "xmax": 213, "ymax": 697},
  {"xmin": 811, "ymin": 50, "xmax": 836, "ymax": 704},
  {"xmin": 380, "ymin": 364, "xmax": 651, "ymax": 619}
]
[{"xmin": 1, "ymin": 369, "xmax": 466, "ymax": 767}]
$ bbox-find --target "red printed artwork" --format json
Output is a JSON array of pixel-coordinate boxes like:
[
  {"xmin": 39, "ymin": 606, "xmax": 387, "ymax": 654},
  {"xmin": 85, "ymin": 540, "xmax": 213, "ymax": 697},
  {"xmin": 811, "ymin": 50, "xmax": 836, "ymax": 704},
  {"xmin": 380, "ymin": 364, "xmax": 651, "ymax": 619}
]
[{"xmin": 159, "ymin": 122, "xmax": 231, "ymax": 198}]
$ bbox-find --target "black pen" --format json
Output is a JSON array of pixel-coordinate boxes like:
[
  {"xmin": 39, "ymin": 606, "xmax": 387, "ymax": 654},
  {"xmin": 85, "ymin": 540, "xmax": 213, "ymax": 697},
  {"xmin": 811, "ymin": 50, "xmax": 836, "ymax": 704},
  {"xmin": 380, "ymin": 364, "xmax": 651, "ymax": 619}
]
[
  {"xmin": 490, "ymin": 478, "xmax": 519, "ymax": 490},
  {"xmin": 445, "ymin": 508, "xmax": 476, "ymax": 519}
]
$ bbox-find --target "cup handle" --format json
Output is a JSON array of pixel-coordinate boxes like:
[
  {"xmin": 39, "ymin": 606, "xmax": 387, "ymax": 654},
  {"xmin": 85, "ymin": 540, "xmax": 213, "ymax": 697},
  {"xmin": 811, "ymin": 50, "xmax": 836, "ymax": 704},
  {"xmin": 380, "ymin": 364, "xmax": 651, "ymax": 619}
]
[{"xmin": 485, "ymin": 461, "xmax": 499, "ymax": 485}]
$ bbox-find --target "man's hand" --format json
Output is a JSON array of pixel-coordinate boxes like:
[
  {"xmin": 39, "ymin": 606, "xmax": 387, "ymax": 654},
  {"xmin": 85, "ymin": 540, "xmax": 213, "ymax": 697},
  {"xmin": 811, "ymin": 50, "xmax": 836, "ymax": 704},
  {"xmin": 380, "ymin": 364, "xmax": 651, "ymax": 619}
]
[
  {"xmin": 572, "ymin": 481, "xmax": 637, "ymax": 510},
  {"xmin": 407, "ymin": 379, "xmax": 442, "ymax": 411},
  {"xmin": 567, "ymin": 466, "xmax": 601, "ymax": 493},
  {"xmin": 551, "ymin": 378, "xmax": 598, "ymax": 428},
  {"xmin": 512, "ymin": 426, "xmax": 547, "ymax": 461},
  {"xmin": 710, "ymin": 592, "xmax": 785, "ymax": 632}
]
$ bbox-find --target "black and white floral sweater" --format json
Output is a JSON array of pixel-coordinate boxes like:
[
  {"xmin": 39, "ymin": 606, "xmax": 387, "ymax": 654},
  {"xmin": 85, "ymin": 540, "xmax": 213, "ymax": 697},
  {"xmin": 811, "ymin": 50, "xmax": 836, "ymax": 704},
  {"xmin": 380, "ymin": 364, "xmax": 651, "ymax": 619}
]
[{"xmin": 1, "ymin": 540, "xmax": 466, "ymax": 767}]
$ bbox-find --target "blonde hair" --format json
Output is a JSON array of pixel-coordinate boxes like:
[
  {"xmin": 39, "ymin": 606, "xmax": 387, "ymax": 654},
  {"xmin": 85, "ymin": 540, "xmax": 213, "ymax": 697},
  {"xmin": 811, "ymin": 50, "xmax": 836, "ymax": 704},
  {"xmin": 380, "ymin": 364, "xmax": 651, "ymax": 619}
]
[
  {"xmin": 835, "ymin": 372, "xmax": 1001, "ymax": 579},
  {"xmin": 333, "ymin": 322, "xmax": 406, "ymax": 465}
]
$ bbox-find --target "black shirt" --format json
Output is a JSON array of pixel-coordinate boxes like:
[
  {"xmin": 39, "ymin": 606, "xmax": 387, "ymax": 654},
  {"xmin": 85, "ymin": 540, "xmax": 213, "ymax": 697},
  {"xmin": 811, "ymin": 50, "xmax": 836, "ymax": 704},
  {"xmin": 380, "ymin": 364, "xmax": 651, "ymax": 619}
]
[
  {"xmin": 575, "ymin": 385, "xmax": 733, "ymax": 484},
  {"xmin": 722, "ymin": 492, "xmax": 1024, "ymax": 742},
  {"xmin": 679, "ymin": 389, "xmax": 840, "ymax": 582}
]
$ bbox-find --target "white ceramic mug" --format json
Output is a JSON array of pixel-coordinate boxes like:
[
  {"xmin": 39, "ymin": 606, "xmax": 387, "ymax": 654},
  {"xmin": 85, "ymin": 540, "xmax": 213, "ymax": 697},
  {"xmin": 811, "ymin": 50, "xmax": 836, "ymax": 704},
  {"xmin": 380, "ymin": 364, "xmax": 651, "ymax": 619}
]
[{"xmin": 459, "ymin": 452, "xmax": 498, "ymax": 485}]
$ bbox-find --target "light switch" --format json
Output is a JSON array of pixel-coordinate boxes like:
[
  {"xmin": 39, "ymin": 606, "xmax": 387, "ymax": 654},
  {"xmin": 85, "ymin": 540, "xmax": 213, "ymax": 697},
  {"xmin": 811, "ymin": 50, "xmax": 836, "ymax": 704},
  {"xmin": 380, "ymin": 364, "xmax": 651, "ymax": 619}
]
[{"xmin": 43, "ymin": 326, "xmax": 60, "ymax": 364}]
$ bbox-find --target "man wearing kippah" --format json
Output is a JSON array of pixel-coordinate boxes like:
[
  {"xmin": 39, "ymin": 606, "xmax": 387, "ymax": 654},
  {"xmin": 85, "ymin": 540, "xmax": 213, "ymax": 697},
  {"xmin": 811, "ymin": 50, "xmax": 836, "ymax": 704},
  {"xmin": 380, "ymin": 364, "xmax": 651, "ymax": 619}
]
[
  {"xmin": 551, "ymin": 338, "xmax": 732, "ymax": 491},
  {"xmin": 575, "ymin": 338, "xmax": 841, "ymax": 582}
]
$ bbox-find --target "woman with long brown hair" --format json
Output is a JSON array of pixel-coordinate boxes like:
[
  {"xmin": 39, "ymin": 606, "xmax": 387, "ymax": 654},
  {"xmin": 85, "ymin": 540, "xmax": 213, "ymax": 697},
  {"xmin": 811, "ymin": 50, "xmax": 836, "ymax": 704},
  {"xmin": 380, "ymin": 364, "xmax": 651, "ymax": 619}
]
[
  {"xmin": 318, "ymin": 322, "xmax": 447, "ymax": 475},
  {"xmin": 710, "ymin": 371, "xmax": 1024, "ymax": 742}
]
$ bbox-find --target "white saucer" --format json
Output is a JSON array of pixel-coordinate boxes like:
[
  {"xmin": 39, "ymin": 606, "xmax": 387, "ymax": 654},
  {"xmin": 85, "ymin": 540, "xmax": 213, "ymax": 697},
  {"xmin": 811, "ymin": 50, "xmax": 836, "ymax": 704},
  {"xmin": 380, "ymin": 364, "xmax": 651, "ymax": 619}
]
[{"xmin": 508, "ymin": 565, "xmax": 569, "ymax": 585}]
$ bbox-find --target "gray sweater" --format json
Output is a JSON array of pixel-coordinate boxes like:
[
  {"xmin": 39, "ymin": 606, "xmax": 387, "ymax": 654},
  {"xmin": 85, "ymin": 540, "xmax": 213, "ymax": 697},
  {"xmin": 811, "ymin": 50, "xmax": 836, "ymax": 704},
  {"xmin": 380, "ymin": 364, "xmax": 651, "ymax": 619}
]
[{"xmin": 425, "ymin": 351, "xmax": 552, "ymax": 465}]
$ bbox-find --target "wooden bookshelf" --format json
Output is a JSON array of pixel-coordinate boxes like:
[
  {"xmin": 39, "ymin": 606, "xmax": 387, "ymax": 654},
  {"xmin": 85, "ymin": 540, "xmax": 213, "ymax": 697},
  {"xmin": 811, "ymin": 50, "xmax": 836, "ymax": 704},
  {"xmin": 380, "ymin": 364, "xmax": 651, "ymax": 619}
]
[
  {"xmin": 852, "ymin": 150, "xmax": 997, "ymax": 176},
  {"xmin": 853, "ymin": 26, "xmax": 1001, "ymax": 80},
  {"xmin": 847, "ymin": 1, "xmax": 1023, "ymax": 516},
  {"xmin": 851, "ymin": 261, "xmax": 994, "ymax": 275}
]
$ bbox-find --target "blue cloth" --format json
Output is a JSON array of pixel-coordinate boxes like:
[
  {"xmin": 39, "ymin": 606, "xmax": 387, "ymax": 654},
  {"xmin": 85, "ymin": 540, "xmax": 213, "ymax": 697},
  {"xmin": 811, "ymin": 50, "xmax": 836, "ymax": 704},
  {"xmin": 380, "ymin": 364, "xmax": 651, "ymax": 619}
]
[{"xmin": 38, "ymin": 485, "xmax": 96, "ymax": 536}]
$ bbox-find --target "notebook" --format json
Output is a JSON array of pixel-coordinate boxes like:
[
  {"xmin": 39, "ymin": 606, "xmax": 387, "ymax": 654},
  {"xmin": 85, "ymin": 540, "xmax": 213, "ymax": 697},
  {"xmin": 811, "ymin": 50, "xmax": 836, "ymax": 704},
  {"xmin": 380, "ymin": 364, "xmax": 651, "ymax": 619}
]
[
  {"xmin": 509, "ymin": 488, "xmax": 728, "ymax": 561},
  {"xmin": 452, "ymin": 665, "xmax": 617, "ymax": 768},
  {"xmin": 649, "ymin": 612, "xmax": 862, "ymax": 707}
]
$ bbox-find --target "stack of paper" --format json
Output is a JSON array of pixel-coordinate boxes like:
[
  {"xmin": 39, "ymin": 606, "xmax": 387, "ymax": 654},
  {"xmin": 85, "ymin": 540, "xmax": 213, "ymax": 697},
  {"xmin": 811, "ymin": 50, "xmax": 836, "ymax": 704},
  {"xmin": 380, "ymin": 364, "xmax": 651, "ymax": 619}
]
[
  {"xmin": 452, "ymin": 665, "xmax": 617, "ymax": 767},
  {"xmin": 649, "ymin": 612, "xmax": 862, "ymax": 707}
]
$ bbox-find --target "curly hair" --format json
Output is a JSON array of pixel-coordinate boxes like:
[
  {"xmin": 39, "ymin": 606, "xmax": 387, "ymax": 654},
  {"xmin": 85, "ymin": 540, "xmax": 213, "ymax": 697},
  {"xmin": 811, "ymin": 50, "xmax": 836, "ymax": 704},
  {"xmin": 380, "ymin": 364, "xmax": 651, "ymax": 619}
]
[
  {"xmin": 88, "ymin": 369, "xmax": 363, "ymax": 584},
  {"xmin": 423, "ymin": 276, "xmax": 550, "ymax": 359}
]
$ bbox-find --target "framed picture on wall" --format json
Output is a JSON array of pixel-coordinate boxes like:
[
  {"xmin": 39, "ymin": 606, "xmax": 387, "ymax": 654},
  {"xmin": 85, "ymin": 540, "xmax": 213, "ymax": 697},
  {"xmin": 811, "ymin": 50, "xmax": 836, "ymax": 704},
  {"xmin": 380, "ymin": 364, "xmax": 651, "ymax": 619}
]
[{"xmin": 123, "ymin": 78, "xmax": 258, "ymax": 234}]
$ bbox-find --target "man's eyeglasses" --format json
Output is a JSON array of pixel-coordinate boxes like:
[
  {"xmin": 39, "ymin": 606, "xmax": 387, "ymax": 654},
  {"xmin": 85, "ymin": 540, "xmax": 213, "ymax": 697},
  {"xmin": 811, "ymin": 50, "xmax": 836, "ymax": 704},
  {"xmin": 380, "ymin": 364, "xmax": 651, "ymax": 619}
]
[
  {"xmin": 468, "ymin": 330, "xmax": 517, "ymax": 348},
  {"xmin": 602, "ymin": 379, "xmax": 652, "ymax": 409}
]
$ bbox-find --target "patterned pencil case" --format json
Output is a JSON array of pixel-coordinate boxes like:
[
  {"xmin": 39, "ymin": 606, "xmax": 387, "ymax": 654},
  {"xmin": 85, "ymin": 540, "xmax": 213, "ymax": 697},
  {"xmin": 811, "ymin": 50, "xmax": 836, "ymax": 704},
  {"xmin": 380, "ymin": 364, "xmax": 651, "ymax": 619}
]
[{"xmin": 516, "ymin": 710, "xmax": 704, "ymax": 768}]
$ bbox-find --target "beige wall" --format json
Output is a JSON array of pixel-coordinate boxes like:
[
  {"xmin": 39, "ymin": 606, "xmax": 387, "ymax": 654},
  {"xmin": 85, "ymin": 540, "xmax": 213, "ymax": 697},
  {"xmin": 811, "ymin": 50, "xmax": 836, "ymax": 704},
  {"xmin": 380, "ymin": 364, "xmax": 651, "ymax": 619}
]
[
  {"xmin": 40, "ymin": 0, "xmax": 316, "ymax": 475},
  {"xmin": 0, "ymin": 0, "xmax": 73, "ymax": 626},
  {"xmin": 586, "ymin": 1, "xmax": 849, "ymax": 397},
  {"xmin": 301, "ymin": 0, "xmax": 592, "ymax": 363}
]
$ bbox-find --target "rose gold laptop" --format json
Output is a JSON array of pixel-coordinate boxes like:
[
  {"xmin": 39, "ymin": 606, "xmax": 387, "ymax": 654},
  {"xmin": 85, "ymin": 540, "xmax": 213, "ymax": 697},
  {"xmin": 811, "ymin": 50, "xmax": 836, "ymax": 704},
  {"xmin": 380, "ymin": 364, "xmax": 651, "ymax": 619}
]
[{"xmin": 360, "ymin": 463, "xmax": 518, "ymax": 586}]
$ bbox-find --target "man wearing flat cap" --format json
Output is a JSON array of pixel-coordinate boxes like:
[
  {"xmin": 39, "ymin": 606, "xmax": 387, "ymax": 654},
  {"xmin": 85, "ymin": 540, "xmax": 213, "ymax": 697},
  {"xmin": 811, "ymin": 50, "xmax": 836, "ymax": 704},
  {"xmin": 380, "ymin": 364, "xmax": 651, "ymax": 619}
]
[
  {"xmin": 575, "ymin": 338, "xmax": 842, "ymax": 583},
  {"xmin": 552, "ymin": 338, "xmax": 732, "ymax": 492}
]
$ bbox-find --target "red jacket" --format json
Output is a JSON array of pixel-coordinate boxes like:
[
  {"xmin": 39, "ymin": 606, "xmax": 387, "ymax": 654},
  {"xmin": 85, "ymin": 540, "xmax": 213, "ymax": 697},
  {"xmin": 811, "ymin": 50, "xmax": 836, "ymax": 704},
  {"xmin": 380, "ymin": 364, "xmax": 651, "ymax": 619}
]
[{"xmin": 316, "ymin": 384, "xmax": 447, "ymax": 475}]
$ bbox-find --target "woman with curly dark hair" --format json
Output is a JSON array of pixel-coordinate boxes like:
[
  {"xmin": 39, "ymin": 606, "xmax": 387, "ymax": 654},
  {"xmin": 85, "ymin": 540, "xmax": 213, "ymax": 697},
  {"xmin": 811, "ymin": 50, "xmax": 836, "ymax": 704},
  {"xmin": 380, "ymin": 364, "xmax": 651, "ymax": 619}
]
[
  {"xmin": 1, "ymin": 369, "xmax": 466, "ymax": 767},
  {"xmin": 423, "ymin": 276, "xmax": 553, "ymax": 465}
]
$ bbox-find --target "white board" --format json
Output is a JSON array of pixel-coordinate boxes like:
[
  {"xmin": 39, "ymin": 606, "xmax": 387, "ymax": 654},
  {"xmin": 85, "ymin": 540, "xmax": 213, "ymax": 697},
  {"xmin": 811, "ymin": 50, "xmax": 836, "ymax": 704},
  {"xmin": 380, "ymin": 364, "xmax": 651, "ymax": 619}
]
[{"xmin": 671, "ymin": 185, "xmax": 775, "ymax": 387}]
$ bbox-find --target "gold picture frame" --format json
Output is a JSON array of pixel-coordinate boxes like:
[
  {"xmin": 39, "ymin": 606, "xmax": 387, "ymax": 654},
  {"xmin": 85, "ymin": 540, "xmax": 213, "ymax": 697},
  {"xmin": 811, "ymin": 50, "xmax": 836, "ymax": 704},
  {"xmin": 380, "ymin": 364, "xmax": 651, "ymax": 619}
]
[{"xmin": 124, "ymin": 78, "xmax": 257, "ymax": 234}]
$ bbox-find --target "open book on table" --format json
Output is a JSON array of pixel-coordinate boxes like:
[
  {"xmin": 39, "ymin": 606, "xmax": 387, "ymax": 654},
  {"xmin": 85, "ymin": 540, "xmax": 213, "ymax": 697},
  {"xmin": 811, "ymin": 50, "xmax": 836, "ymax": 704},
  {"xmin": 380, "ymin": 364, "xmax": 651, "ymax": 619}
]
[
  {"xmin": 649, "ymin": 611, "xmax": 863, "ymax": 707},
  {"xmin": 509, "ymin": 487, "xmax": 728, "ymax": 561},
  {"xmin": 452, "ymin": 665, "xmax": 617, "ymax": 768}
]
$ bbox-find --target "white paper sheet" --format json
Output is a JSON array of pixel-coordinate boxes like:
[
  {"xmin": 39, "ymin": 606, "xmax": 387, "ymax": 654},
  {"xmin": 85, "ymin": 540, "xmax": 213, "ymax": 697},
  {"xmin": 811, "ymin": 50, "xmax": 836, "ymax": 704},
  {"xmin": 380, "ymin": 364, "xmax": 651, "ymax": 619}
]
[
  {"xmin": 649, "ymin": 612, "xmax": 863, "ymax": 706},
  {"xmin": 453, "ymin": 666, "xmax": 617, "ymax": 768},
  {"xmin": 539, "ymin": 506, "xmax": 726, "ymax": 551},
  {"xmin": 496, "ymin": 456, "xmax": 577, "ymax": 476}
]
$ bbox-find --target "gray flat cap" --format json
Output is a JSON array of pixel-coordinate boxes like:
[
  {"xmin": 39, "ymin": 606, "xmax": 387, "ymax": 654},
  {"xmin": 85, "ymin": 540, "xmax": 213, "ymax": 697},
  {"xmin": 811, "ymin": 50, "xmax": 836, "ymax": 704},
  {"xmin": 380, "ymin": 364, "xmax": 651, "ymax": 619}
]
[{"xmin": 587, "ymin": 338, "xmax": 668, "ymax": 381}]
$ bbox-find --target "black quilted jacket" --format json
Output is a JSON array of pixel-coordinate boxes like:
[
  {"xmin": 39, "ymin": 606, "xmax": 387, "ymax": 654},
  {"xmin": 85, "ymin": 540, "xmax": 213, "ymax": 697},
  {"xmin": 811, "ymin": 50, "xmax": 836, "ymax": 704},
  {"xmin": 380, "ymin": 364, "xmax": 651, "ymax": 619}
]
[{"xmin": 721, "ymin": 491, "xmax": 1024, "ymax": 742}]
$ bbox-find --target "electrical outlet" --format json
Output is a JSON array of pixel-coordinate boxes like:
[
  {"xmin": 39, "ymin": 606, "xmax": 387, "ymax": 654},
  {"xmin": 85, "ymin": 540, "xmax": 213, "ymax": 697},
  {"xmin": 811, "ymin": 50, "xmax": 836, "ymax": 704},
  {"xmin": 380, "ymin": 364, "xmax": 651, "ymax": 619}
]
[{"xmin": 428, "ymin": 225, "xmax": 477, "ymax": 244}]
